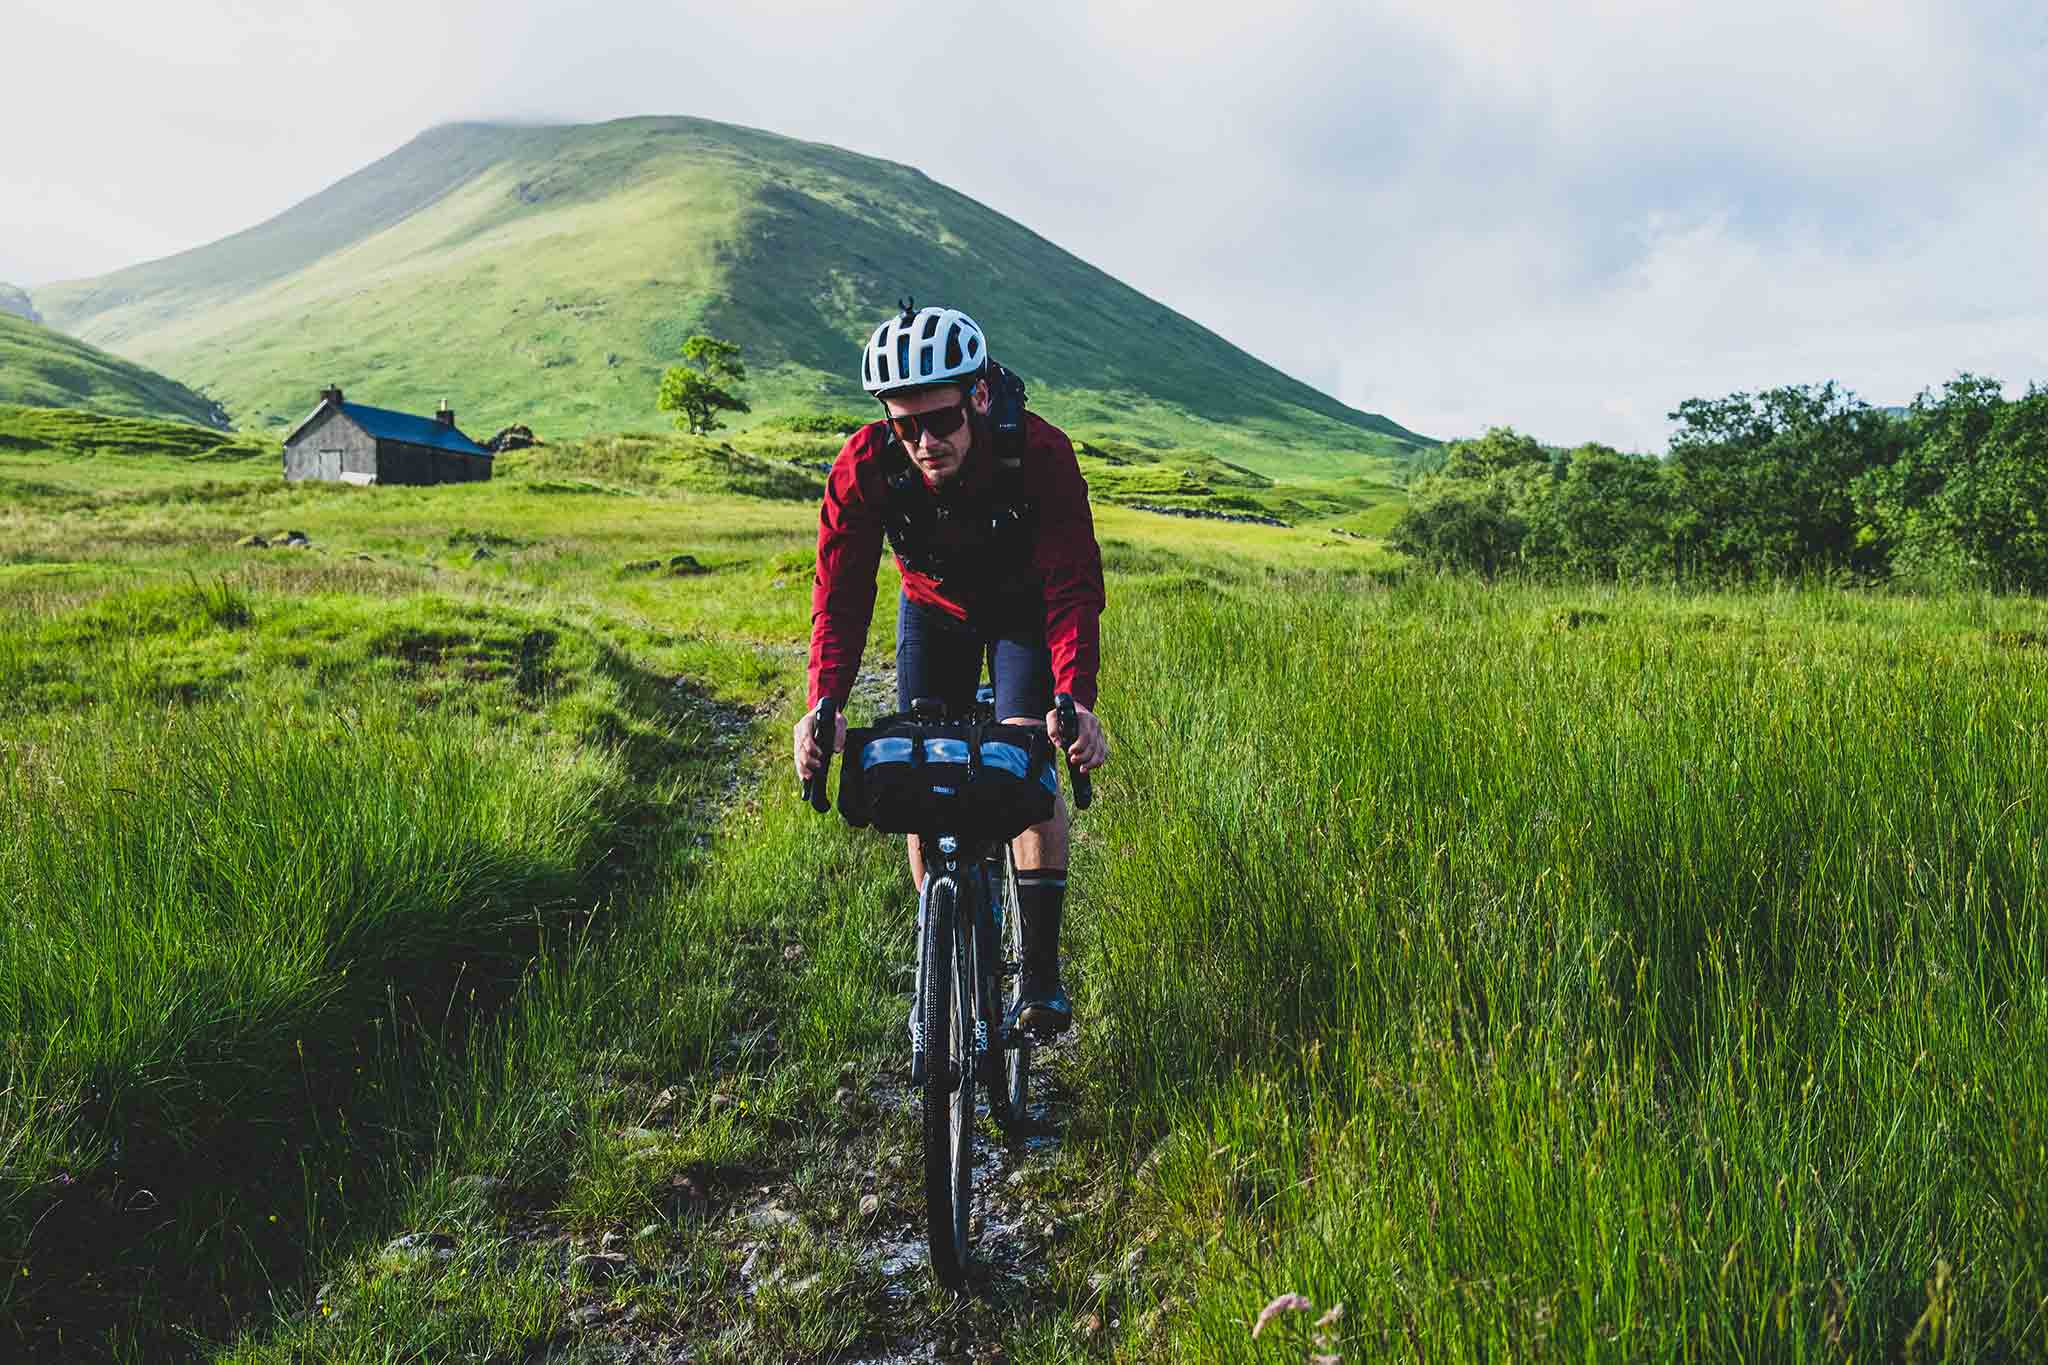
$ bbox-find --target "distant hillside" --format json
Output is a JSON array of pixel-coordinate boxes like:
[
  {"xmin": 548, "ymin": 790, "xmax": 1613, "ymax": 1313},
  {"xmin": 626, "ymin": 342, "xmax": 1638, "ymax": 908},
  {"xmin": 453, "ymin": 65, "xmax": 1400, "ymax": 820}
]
[
  {"xmin": 0, "ymin": 313, "xmax": 229, "ymax": 428},
  {"xmin": 0, "ymin": 402, "xmax": 266, "ymax": 461},
  {"xmin": 0, "ymin": 283, "xmax": 37, "ymax": 322},
  {"xmin": 38, "ymin": 117, "xmax": 1430, "ymax": 478}
]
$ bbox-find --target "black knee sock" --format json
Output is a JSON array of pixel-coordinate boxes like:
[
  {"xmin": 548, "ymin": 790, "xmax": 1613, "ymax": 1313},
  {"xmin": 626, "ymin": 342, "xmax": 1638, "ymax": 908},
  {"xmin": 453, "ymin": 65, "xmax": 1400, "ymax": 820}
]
[{"xmin": 1014, "ymin": 867, "xmax": 1067, "ymax": 981}]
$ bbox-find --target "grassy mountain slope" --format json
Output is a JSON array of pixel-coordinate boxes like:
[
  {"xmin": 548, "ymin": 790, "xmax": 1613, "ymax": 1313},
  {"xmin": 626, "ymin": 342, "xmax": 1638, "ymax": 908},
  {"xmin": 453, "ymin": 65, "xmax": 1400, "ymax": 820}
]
[
  {"xmin": 0, "ymin": 313, "xmax": 228, "ymax": 428},
  {"xmin": 37, "ymin": 118, "xmax": 1430, "ymax": 478}
]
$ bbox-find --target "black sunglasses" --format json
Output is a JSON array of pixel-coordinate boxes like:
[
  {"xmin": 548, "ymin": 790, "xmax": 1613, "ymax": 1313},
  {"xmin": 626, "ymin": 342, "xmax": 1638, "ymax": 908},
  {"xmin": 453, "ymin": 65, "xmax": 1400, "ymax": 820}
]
[{"xmin": 885, "ymin": 399, "xmax": 971, "ymax": 446}]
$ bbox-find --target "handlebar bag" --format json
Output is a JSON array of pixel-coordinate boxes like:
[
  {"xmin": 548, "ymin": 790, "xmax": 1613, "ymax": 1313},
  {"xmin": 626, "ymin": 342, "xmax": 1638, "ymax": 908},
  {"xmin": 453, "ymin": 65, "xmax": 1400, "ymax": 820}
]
[{"xmin": 839, "ymin": 718, "xmax": 1055, "ymax": 839}]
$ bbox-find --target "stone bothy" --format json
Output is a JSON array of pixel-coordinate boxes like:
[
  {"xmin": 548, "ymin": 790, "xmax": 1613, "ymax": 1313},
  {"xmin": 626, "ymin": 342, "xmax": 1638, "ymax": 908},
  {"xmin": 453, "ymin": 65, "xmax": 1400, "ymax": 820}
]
[{"xmin": 281, "ymin": 386, "xmax": 492, "ymax": 484}]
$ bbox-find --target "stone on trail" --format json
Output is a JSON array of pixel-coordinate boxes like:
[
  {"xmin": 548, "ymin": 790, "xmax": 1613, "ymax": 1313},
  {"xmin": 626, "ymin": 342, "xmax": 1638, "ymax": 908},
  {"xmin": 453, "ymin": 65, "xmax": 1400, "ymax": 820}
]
[
  {"xmin": 640, "ymin": 1085, "xmax": 679, "ymax": 1125},
  {"xmin": 237, "ymin": 534, "xmax": 268, "ymax": 548},
  {"xmin": 740, "ymin": 1201, "xmax": 797, "ymax": 1230},
  {"xmin": 450, "ymin": 1174, "xmax": 503, "ymax": 1201},
  {"xmin": 382, "ymin": 1231, "xmax": 457, "ymax": 1265},
  {"xmin": 571, "ymin": 1250, "xmax": 629, "ymax": 1281}
]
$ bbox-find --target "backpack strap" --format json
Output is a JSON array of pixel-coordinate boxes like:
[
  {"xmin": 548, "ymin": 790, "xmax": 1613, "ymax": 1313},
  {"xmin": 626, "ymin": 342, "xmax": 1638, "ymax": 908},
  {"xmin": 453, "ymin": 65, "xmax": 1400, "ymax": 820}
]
[
  {"xmin": 877, "ymin": 435, "xmax": 939, "ymax": 576},
  {"xmin": 987, "ymin": 361, "xmax": 1029, "ymax": 469}
]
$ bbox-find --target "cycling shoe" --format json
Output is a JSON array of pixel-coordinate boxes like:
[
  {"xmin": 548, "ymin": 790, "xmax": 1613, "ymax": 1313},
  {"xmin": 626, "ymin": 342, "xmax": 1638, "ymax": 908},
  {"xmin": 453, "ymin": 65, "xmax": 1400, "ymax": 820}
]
[{"xmin": 1008, "ymin": 981, "xmax": 1072, "ymax": 1037}]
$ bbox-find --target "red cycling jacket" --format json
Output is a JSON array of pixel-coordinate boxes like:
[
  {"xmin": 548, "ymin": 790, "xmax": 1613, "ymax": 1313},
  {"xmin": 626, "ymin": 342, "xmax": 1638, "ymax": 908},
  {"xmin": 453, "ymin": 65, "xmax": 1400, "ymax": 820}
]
[{"xmin": 808, "ymin": 412, "xmax": 1105, "ymax": 711}]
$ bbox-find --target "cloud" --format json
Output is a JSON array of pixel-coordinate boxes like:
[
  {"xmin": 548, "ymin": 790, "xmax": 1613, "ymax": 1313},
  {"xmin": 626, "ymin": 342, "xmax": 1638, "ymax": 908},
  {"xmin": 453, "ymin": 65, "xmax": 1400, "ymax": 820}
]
[{"xmin": 3, "ymin": 0, "xmax": 2042, "ymax": 449}]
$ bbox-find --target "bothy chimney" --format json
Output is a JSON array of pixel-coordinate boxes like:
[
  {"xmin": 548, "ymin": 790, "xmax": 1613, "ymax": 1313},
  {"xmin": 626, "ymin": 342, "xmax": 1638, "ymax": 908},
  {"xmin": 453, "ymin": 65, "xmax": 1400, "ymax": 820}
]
[
  {"xmin": 436, "ymin": 399, "xmax": 455, "ymax": 427},
  {"xmin": 320, "ymin": 385, "xmax": 343, "ymax": 407}
]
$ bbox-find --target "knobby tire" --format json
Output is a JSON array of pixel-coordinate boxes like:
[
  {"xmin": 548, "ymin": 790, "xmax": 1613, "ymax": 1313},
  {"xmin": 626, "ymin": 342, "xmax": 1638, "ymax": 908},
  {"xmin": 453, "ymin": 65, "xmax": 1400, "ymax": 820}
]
[{"xmin": 921, "ymin": 876, "xmax": 974, "ymax": 1287}]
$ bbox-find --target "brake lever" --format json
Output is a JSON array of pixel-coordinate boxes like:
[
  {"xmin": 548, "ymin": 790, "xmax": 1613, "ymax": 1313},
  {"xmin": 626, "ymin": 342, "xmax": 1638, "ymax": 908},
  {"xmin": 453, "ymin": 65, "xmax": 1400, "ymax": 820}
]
[
  {"xmin": 801, "ymin": 696, "xmax": 837, "ymax": 813},
  {"xmin": 1053, "ymin": 692, "xmax": 1093, "ymax": 811}
]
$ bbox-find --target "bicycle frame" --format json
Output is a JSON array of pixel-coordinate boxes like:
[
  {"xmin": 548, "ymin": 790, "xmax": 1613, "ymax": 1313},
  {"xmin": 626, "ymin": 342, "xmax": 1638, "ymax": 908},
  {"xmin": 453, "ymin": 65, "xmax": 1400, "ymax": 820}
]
[
  {"xmin": 915, "ymin": 834, "xmax": 1029, "ymax": 1103},
  {"xmin": 802, "ymin": 681, "xmax": 1082, "ymax": 1289}
]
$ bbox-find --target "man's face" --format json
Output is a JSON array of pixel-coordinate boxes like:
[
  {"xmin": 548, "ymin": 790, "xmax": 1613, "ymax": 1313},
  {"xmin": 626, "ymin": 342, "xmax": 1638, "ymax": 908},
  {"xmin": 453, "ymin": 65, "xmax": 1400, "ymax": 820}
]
[{"xmin": 883, "ymin": 379, "xmax": 990, "ymax": 488}]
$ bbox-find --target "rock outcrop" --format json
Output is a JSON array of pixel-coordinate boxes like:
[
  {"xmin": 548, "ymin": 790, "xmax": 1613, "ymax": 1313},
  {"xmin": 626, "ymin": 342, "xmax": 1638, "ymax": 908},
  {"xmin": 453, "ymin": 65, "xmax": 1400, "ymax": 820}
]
[{"xmin": 487, "ymin": 424, "xmax": 540, "ymax": 453}]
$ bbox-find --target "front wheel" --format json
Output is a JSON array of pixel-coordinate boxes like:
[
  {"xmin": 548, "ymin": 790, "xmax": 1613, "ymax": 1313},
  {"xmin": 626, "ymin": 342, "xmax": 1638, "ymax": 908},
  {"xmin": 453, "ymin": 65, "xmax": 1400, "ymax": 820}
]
[
  {"xmin": 1000, "ymin": 854, "xmax": 1031, "ymax": 1128},
  {"xmin": 920, "ymin": 875, "xmax": 975, "ymax": 1287}
]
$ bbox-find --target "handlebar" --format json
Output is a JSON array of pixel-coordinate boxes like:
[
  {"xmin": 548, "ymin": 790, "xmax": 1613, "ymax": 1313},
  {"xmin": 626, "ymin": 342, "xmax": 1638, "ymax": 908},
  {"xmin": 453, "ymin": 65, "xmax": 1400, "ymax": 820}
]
[
  {"xmin": 1054, "ymin": 692, "xmax": 1093, "ymax": 811},
  {"xmin": 801, "ymin": 693, "xmax": 1095, "ymax": 815},
  {"xmin": 801, "ymin": 696, "xmax": 837, "ymax": 812}
]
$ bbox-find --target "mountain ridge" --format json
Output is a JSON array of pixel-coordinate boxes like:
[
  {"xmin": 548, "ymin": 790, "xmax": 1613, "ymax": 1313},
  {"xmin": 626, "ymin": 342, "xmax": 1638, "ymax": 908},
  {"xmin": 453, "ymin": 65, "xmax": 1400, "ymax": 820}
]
[
  {"xmin": 0, "ymin": 312, "xmax": 229, "ymax": 428},
  {"xmin": 0, "ymin": 283, "xmax": 38, "ymax": 323},
  {"xmin": 37, "ymin": 116, "xmax": 1430, "ymax": 477}
]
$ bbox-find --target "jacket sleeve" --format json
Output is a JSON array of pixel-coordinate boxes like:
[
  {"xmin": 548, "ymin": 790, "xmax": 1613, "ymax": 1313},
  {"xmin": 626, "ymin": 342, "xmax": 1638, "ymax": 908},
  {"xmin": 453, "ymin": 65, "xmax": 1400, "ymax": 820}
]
[
  {"xmin": 1031, "ymin": 425, "xmax": 1106, "ymax": 710},
  {"xmin": 808, "ymin": 436, "xmax": 885, "ymax": 707}
]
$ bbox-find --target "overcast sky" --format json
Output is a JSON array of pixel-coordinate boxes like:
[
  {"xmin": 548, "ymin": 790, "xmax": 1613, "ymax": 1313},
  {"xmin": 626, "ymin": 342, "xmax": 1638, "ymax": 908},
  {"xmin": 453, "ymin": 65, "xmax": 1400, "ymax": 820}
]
[{"xmin": 5, "ymin": 0, "xmax": 2044, "ymax": 449}]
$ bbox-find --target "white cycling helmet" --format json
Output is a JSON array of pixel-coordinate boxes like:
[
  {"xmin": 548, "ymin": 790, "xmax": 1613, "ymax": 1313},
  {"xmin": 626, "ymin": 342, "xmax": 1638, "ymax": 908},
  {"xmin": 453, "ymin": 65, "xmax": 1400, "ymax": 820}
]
[{"xmin": 861, "ymin": 301, "xmax": 987, "ymax": 396}]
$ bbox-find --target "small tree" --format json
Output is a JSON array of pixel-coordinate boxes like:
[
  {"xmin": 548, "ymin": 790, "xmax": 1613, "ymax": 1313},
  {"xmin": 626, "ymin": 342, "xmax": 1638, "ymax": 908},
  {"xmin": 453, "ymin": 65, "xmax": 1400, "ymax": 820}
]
[{"xmin": 656, "ymin": 334, "xmax": 750, "ymax": 435}]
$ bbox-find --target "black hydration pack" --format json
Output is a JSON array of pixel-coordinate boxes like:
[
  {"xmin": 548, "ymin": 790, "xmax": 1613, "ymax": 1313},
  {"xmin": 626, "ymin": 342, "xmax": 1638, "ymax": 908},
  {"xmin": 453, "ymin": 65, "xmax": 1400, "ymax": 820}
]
[{"xmin": 877, "ymin": 361, "xmax": 1039, "ymax": 587}]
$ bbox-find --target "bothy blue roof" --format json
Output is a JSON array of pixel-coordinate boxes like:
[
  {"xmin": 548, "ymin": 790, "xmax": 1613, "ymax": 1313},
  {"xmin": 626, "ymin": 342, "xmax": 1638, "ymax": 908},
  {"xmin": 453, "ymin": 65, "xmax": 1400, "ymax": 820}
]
[{"xmin": 337, "ymin": 401, "xmax": 491, "ymax": 456}]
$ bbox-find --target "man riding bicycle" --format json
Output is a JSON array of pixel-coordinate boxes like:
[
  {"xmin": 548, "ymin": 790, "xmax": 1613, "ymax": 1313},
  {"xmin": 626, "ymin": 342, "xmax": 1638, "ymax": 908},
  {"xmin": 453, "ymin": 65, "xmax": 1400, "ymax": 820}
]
[{"xmin": 792, "ymin": 302, "xmax": 1107, "ymax": 1035}]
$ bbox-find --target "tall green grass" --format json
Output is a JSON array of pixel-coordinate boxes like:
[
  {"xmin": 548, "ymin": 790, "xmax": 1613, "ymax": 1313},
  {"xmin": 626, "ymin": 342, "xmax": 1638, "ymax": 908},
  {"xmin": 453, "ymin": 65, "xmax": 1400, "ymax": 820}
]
[
  {"xmin": 0, "ymin": 696, "xmax": 620, "ymax": 1346},
  {"xmin": 1076, "ymin": 578, "xmax": 2048, "ymax": 1361}
]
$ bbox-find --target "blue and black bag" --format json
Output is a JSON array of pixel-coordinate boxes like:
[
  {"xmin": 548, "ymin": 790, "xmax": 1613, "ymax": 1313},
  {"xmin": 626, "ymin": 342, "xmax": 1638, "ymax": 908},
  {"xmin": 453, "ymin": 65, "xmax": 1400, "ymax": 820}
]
[{"xmin": 839, "ymin": 717, "xmax": 1056, "ymax": 839}]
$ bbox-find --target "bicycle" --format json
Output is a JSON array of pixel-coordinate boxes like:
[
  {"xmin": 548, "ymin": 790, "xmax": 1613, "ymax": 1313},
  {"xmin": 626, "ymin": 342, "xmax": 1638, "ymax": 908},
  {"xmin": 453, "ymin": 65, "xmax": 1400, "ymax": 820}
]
[{"xmin": 802, "ymin": 685, "xmax": 1092, "ymax": 1288}]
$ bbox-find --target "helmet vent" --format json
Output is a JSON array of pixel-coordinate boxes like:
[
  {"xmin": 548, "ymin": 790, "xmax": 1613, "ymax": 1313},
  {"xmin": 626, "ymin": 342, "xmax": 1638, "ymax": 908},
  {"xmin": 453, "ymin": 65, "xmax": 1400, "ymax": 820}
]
[{"xmin": 860, "ymin": 305, "xmax": 987, "ymax": 396}]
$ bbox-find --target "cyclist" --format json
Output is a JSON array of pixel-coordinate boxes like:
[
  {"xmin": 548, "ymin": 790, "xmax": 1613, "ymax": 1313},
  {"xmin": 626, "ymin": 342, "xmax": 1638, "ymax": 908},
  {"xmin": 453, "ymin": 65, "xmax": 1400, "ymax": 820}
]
[{"xmin": 793, "ymin": 302, "xmax": 1107, "ymax": 1035}]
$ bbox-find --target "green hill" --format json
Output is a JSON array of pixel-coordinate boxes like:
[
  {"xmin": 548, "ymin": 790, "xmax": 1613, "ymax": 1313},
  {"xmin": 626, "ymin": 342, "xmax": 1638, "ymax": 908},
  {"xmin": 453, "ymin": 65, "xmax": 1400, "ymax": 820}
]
[
  {"xmin": 36, "ymin": 117, "xmax": 1431, "ymax": 478},
  {"xmin": 0, "ymin": 312, "xmax": 229, "ymax": 428}
]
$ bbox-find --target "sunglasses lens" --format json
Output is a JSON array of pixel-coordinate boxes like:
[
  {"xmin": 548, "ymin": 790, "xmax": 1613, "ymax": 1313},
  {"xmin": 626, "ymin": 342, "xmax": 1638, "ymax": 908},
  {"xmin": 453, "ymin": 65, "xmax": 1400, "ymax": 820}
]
[{"xmin": 888, "ymin": 402, "xmax": 968, "ymax": 445}]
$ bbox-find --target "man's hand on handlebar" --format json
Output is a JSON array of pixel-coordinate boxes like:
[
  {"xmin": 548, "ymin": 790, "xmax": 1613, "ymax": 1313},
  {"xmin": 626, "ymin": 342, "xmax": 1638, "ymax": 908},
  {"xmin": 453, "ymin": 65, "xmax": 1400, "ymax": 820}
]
[
  {"xmin": 793, "ymin": 704, "xmax": 848, "ymax": 781},
  {"xmin": 1045, "ymin": 699, "xmax": 1108, "ymax": 773}
]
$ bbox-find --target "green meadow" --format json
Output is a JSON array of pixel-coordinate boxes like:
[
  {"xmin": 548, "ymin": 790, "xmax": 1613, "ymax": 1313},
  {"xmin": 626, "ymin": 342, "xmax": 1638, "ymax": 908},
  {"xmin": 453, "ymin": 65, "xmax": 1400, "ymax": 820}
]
[{"xmin": 4, "ymin": 406, "xmax": 2047, "ymax": 1361}]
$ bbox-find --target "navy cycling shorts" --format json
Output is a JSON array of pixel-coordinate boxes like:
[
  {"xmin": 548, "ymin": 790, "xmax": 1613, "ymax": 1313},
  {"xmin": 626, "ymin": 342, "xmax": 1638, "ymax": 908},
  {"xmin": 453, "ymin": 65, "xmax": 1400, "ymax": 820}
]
[{"xmin": 895, "ymin": 591, "xmax": 1053, "ymax": 723}]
